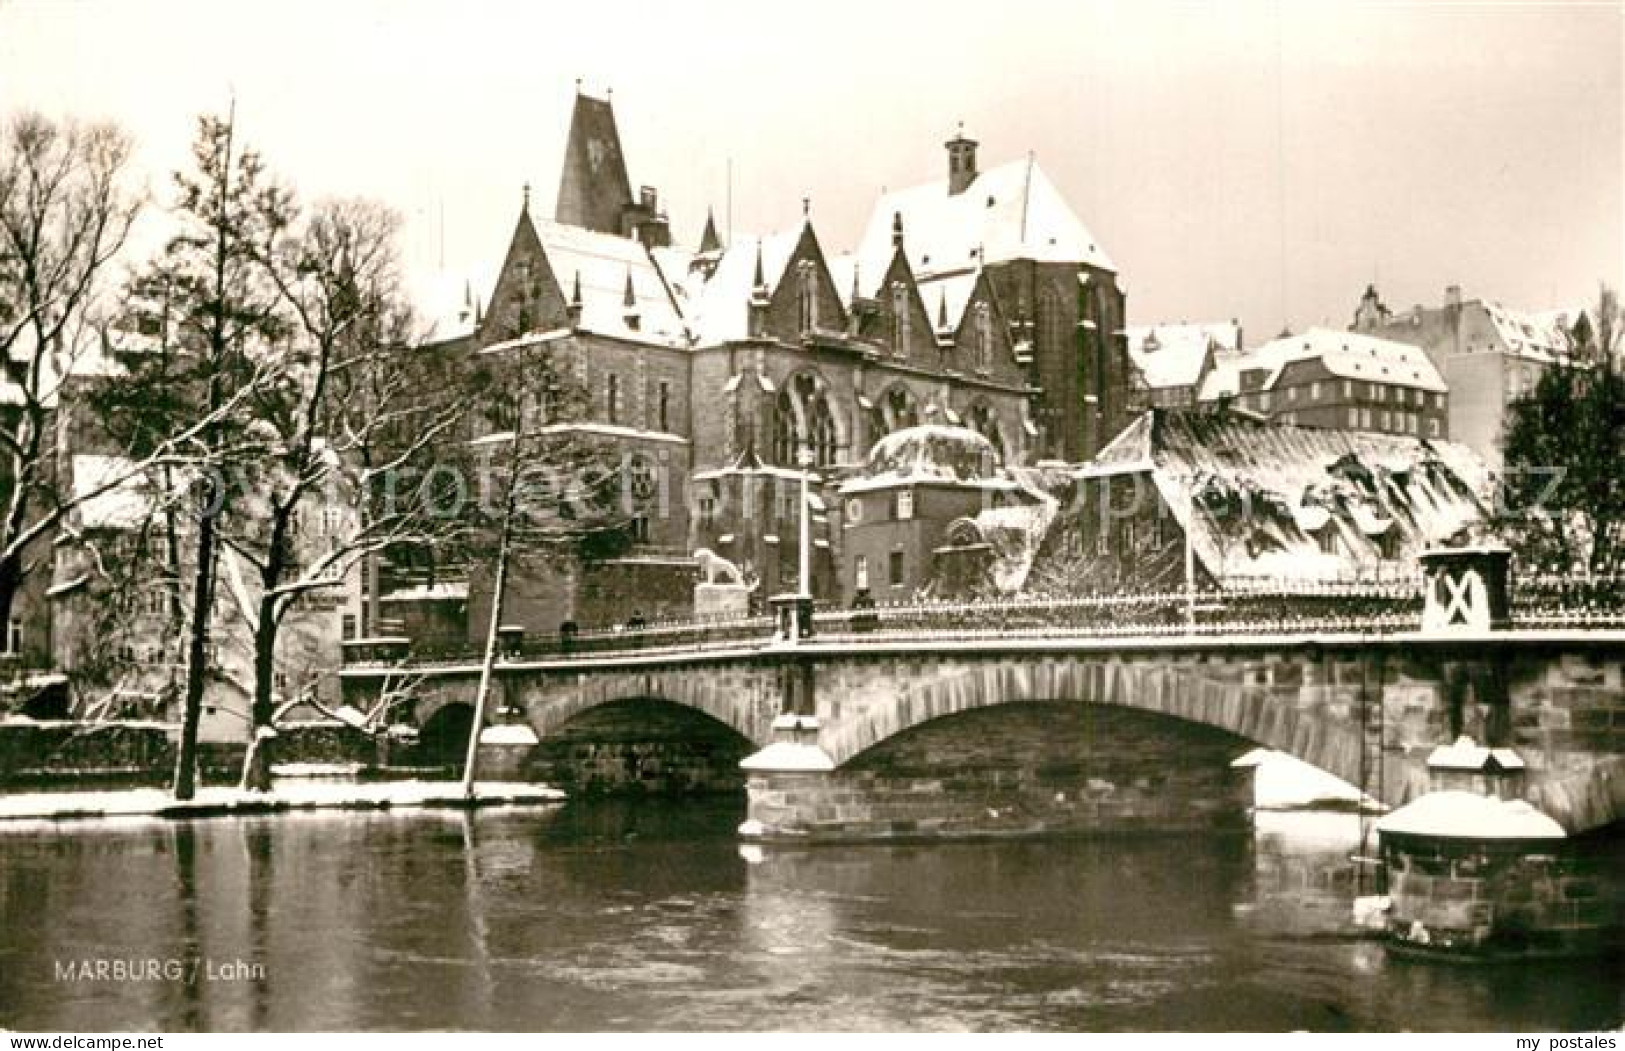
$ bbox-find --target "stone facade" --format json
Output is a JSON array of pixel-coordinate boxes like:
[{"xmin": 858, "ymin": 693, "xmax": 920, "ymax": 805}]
[
  {"xmin": 745, "ymin": 702, "xmax": 1251, "ymax": 839},
  {"xmin": 1383, "ymin": 829, "xmax": 1622, "ymax": 959}
]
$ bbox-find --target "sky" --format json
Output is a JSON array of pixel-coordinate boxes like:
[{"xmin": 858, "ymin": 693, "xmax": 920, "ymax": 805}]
[{"xmin": 1, "ymin": 0, "xmax": 1620, "ymax": 342}]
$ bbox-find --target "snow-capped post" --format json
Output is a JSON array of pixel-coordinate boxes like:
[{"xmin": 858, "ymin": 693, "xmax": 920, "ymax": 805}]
[{"xmin": 1419, "ymin": 544, "xmax": 1511, "ymax": 633}]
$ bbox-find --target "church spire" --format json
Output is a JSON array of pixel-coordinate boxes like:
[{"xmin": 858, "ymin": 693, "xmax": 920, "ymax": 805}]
[
  {"xmin": 751, "ymin": 239, "xmax": 767, "ymax": 297},
  {"xmin": 555, "ymin": 88, "xmax": 634, "ymax": 234},
  {"xmin": 699, "ymin": 208, "xmax": 722, "ymax": 254}
]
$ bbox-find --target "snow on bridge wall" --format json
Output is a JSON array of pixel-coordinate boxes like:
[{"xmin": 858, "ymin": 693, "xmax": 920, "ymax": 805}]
[{"xmin": 343, "ymin": 637, "xmax": 1625, "ymax": 834}]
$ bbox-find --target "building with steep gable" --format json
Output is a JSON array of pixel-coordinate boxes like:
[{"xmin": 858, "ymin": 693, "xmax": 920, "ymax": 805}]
[
  {"xmin": 1350, "ymin": 284, "xmax": 1588, "ymax": 468},
  {"xmin": 397, "ymin": 90, "xmax": 1131, "ymax": 635}
]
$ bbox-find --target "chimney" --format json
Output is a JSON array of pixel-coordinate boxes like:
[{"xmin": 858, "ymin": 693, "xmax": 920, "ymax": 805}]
[
  {"xmin": 1445, "ymin": 284, "xmax": 1462, "ymax": 310},
  {"xmin": 945, "ymin": 127, "xmax": 979, "ymax": 195}
]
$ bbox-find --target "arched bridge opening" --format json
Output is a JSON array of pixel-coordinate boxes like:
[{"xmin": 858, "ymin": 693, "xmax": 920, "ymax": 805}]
[
  {"xmin": 753, "ymin": 700, "xmax": 1259, "ymax": 839},
  {"xmin": 528, "ymin": 697, "xmax": 755, "ymax": 797}
]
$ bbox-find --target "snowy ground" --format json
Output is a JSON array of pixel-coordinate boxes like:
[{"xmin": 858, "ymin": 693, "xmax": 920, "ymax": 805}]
[{"xmin": 0, "ymin": 780, "xmax": 565, "ymax": 826}]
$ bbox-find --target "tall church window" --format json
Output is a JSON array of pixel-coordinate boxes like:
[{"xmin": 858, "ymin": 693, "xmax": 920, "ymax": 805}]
[
  {"xmin": 973, "ymin": 302, "xmax": 993, "ymax": 374},
  {"xmin": 607, "ymin": 373, "xmax": 620, "ymax": 424},
  {"xmin": 773, "ymin": 372, "xmax": 840, "ymax": 467},
  {"xmin": 797, "ymin": 261, "xmax": 819, "ymax": 333},
  {"xmin": 657, "ymin": 381, "xmax": 671, "ymax": 432},
  {"xmin": 871, "ymin": 385, "xmax": 919, "ymax": 438},
  {"xmin": 891, "ymin": 282, "xmax": 911, "ymax": 357},
  {"xmin": 966, "ymin": 401, "xmax": 1005, "ymax": 461}
]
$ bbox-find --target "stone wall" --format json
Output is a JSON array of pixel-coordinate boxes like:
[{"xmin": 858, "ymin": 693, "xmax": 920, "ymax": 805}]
[
  {"xmin": 1383, "ymin": 828, "xmax": 1623, "ymax": 959},
  {"xmin": 748, "ymin": 702, "xmax": 1251, "ymax": 839},
  {"xmin": 0, "ymin": 720, "xmax": 379, "ymax": 789},
  {"xmin": 525, "ymin": 698, "xmax": 751, "ymax": 796}
]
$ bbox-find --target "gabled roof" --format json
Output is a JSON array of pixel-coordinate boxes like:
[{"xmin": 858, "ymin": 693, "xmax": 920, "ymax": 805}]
[
  {"xmin": 657, "ymin": 229, "xmax": 800, "ymax": 345},
  {"xmin": 1479, "ymin": 300, "xmax": 1576, "ymax": 361},
  {"xmin": 530, "ymin": 217, "xmax": 688, "ymax": 346},
  {"xmin": 1232, "ymin": 328, "xmax": 1448, "ymax": 395},
  {"xmin": 856, "ymin": 156, "xmax": 1114, "ymax": 278},
  {"xmin": 1124, "ymin": 322, "xmax": 1241, "ymax": 391}
]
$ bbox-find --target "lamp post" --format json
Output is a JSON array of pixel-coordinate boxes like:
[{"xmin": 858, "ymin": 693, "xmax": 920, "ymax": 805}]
[{"xmin": 797, "ymin": 446, "xmax": 815, "ymax": 603}]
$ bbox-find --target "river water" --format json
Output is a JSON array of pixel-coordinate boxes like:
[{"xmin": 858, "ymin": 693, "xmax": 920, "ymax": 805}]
[{"xmin": 0, "ymin": 797, "xmax": 1619, "ymax": 1032}]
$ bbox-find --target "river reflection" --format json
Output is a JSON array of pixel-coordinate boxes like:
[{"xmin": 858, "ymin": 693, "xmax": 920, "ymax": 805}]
[{"xmin": 0, "ymin": 797, "xmax": 1618, "ymax": 1032}]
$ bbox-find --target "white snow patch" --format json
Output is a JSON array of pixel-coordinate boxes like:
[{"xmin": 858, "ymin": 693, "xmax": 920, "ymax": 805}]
[
  {"xmin": 1376, "ymin": 791, "xmax": 1566, "ymax": 840},
  {"xmin": 0, "ymin": 781, "xmax": 564, "ymax": 824},
  {"xmin": 479, "ymin": 724, "xmax": 540, "ymax": 746},
  {"xmin": 1235, "ymin": 748, "xmax": 1372, "ymax": 810},
  {"xmin": 739, "ymin": 742, "xmax": 835, "ymax": 772}
]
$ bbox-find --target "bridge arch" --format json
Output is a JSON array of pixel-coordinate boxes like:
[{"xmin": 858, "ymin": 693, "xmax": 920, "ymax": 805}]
[{"xmin": 822, "ymin": 655, "xmax": 1422, "ymax": 804}]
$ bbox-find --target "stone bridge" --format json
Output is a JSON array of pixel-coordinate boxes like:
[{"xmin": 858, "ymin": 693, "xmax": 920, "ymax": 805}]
[{"xmin": 342, "ymin": 626, "xmax": 1625, "ymax": 840}]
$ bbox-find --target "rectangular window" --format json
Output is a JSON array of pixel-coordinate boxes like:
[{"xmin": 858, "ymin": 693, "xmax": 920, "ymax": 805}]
[
  {"xmin": 1428, "ymin": 418, "xmax": 1441, "ymax": 438},
  {"xmin": 854, "ymin": 554, "xmax": 869, "ymax": 592},
  {"xmin": 1380, "ymin": 410, "xmax": 1390, "ymax": 430},
  {"xmin": 1310, "ymin": 381, "xmax": 1321, "ymax": 400},
  {"xmin": 657, "ymin": 381, "xmax": 670, "ymax": 432},
  {"xmin": 699, "ymin": 496, "xmax": 716, "ymax": 527},
  {"xmin": 1288, "ymin": 385, "xmax": 1298, "ymax": 402},
  {"xmin": 888, "ymin": 550, "xmax": 905, "ymax": 587},
  {"xmin": 630, "ymin": 515, "xmax": 650, "ymax": 543},
  {"xmin": 1348, "ymin": 407, "xmax": 1359, "ymax": 427},
  {"xmin": 342, "ymin": 614, "xmax": 357, "ymax": 640},
  {"xmin": 607, "ymin": 374, "xmax": 620, "ymax": 423},
  {"xmin": 1361, "ymin": 408, "xmax": 1373, "ymax": 429},
  {"xmin": 1342, "ymin": 379, "xmax": 1353, "ymax": 398},
  {"xmin": 4, "ymin": 618, "xmax": 20, "ymax": 655},
  {"xmin": 895, "ymin": 489, "xmax": 915, "ymax": 521},
  {"xmin": 1260, "ymin": 391, "xmax": 1273, "ymax": 412}
]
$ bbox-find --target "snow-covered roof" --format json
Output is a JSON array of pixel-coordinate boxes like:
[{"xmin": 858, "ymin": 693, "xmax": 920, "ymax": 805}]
[
  {"xmin": 840, "ymin": 424, "xmax": 1008, "ymax": 495},
  {"xmin": 1079, "ymin": 409, "xmax": 1490, "ymax": 583},
  {"xmin": 1377, "ymin": 791, "xmax": 1565, "ymax": 840},
  {"xmin": 657, "ymin": 229, "xmax": 801, "ymax": 345},
  {"xmin": 531, "ymin": 218, "xmax": 689, "ymax": 347},
  {"xmin": 410, "ymin": 267, "xmax": 492, "ymax": 345},
  {"xmin": 1480, "ymin": 300, "xmax": 1576, "ymax": 361},
  {"xmin": 856, "ymin": 156, "xmax": 1114, "ymax": 279},
  {"xmin": 1239, "ymin": 328, "xmax": 1448, "ymax": 394},
  {"xmin": 1125, "ymin": 322, "xmax": 1240, "ymax": 391}
]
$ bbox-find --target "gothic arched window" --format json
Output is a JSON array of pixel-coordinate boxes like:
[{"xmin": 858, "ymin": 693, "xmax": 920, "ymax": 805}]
[
  {"xmin": 774, "ymin": 371, "xmax": 840, "ymax": 467},
  {"xmin": 966, "ymin": 401, "xmax": 1006, "ymax": 461},
  {"xmin": 890, "ymin": 281, "xmax": 911, "ymax": 357},
  {"xmin": 973, "ymin": 302, "xmax": 993, "ymax": 374},
  {"xmin": 871, "ymin": 385, "xmax": 919, "ymax": 440},
  {"xmin": 797, "ymin": 261, "xmax": 819, "ymax": 333}
]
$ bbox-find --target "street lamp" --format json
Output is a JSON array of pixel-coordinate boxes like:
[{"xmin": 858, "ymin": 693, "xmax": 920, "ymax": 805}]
[{"xmin": 797, "ymin": 446, "xmax": 815, "ymax": 602}]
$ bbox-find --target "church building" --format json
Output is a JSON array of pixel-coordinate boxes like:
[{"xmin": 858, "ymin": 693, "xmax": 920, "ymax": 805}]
[{"xmin": 394, "ymin": 89, "xmax": 1131, "ymax": 638}]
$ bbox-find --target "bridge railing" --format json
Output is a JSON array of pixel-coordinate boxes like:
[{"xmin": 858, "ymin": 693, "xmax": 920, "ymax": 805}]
[{"xmin": 340, "ymin": 573, "xmax": 1625, "ymax": 669}]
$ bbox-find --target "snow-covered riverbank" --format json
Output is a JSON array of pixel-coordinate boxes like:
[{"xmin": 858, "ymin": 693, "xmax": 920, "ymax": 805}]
[{"xmin": 0, "ymin": 780, "xmax": 565, "ymax": 826}]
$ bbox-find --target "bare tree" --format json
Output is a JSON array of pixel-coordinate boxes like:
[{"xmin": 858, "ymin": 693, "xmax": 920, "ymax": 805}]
[
  {"xmin": 97, "ymin": 110, "xmax": 289, "ymax": 799},
  {"xmin": 455, "ymin": 333, "xmax": 637, "ymax": 796},
  {"xmin": 0, "ymin": 113, "xmax": 141, "ymax": 635},
  {"xmin": 224, "ymin": 195, "xmax": 469, "ymax": 790}
]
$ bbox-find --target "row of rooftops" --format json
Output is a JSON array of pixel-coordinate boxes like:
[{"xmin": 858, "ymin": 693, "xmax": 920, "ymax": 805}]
[{"xmin": 417, "ymin": 104, "xmax": 1116, "ymax": 352}]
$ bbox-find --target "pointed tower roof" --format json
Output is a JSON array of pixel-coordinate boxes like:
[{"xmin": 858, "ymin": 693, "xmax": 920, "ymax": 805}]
[
  {"xmin": 622, "ymin": 266, "xmax": 637, "ymax": 309},
  {"xmin": 699, "ymin": 208, "xmax": 722, "ymax": 254},
  {"xmin": 554, "ymin": 90, "xmax": 634, "ymax": 235}
]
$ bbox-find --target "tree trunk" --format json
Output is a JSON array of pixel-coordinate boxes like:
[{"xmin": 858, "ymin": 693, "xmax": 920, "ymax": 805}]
[
  {"xmin": 462, "ymin": 441, "xmax": 521, "ymax": 799},
  {"xmin": 173, "ymin": 512, "xmax": 217, "ymax": 801},
  {"xmin": 240, "ymin": 592, "xmax": 279, "ymax": 792},
  {"xmin": 0, "ymin": 552, "xmax": 22, "ymax": 649}
]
